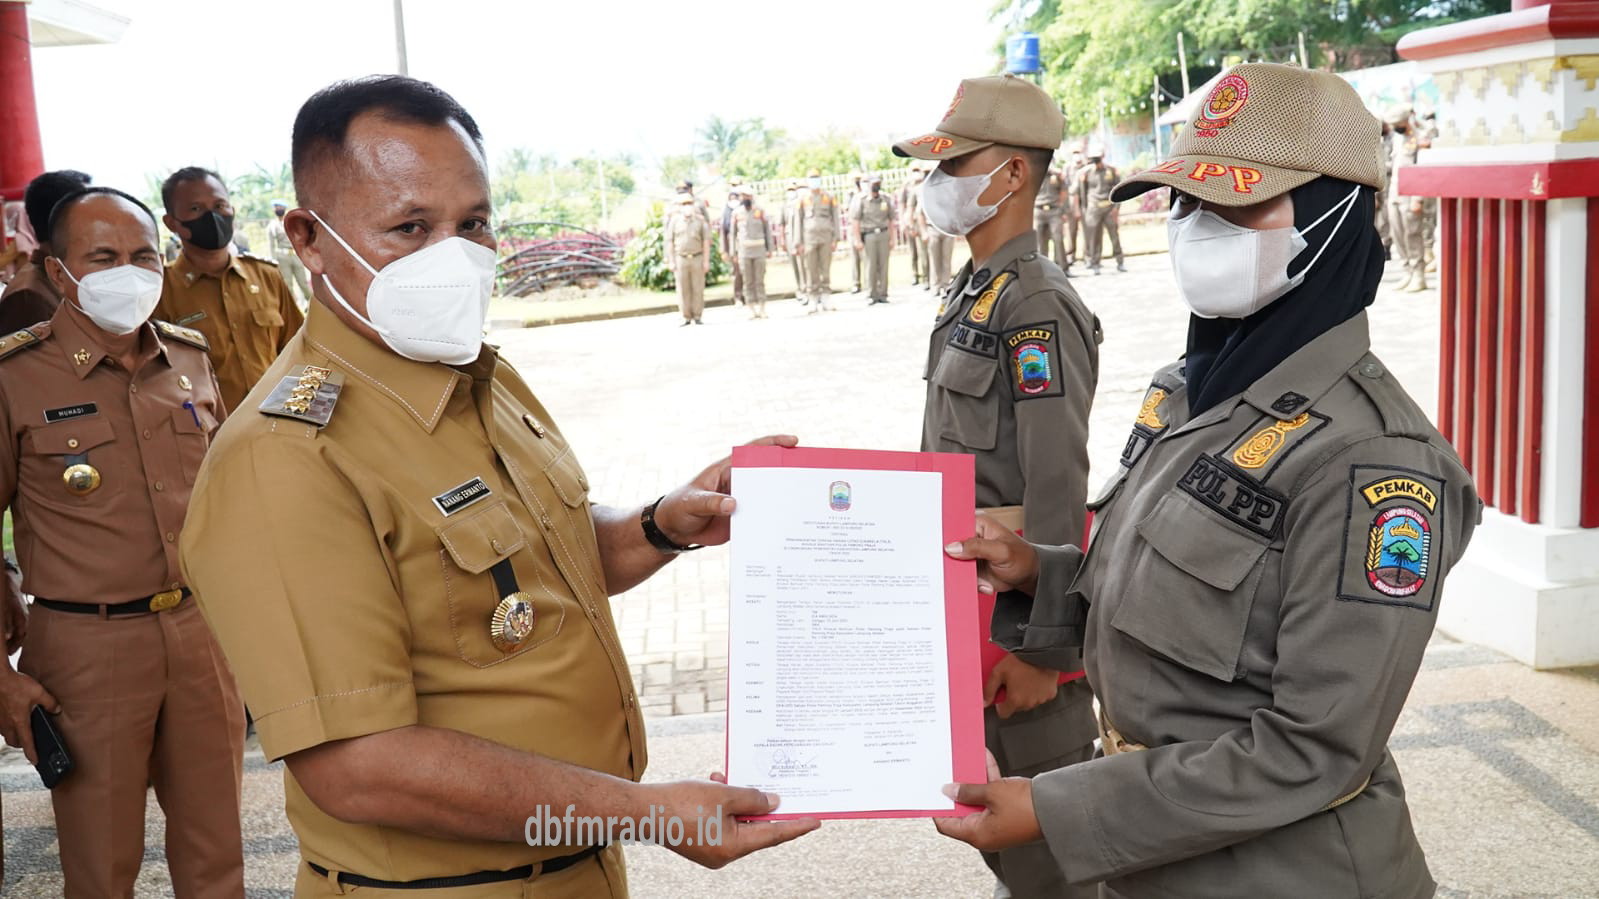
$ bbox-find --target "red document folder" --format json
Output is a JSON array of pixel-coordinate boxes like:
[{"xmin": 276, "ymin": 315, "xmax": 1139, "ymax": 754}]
[{"xmin": 727, "ymin": 445, "xmax": 984, "ymax": 820}]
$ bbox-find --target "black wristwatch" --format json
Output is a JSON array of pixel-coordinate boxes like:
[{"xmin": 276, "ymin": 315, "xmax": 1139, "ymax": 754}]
[{"xmin": 641, "ymin": 496, "xmax": 703, "ymax": 555}]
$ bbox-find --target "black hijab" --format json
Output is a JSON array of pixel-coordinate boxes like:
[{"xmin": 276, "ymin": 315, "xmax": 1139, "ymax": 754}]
[{"xmin": 1183, "ymin": 176, "xmax": 1385, "ymax": 416}]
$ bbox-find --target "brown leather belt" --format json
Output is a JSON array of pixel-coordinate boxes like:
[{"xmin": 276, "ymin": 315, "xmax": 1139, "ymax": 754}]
[
  {"xmin": 1095, "ymin": 705, "xmax": 1370, "ymax": 811},
  {"xmin": 308, "ymin": 844, "xmax": 603, "ymax": 890},
  {"xmin": 34, "ymin": 588, "xmax": 189, "ymax": 617}
]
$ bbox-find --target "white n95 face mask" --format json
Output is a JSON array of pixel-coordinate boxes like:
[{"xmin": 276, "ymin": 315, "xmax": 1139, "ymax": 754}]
[
  {"xmin": 919, "ymin": 158, "xmax": 1015, "ymax": 237},
  {"xmin": 1167, "ymin": 185, "xmax": 1360, "ymax": 319},
  {"xmin": 310, "ymin": 210, "xmax": 497, "ymax": 365},
  {"xmin": 59, "ymin": 263, "xmax": 164, "ymax": 335}
]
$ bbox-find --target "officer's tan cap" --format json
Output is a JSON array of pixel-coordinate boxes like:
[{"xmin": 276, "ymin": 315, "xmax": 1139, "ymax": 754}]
[
  {"xmin": 1110, "ymin": 63, "xmax": 1383, "ymax": 207},
  {"xmin": 894, "ymin": 74, "xmax": 1064, "ymax": 160}
]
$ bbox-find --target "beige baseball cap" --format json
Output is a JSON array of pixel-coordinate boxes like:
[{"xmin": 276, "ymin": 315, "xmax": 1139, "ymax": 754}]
[
  {"xmin": 1110, "ymin": 63, "xmax": 1383, "ymax": 207},
  {"xmin": 894, "ymin": 74, "xmax": 1064, "ymax": 161}
]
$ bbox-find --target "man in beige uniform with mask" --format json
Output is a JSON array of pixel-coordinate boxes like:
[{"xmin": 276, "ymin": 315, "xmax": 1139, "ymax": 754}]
[
  {"xmin": 0, "ymin": 187, "xmax": 245, "ymax": 898},
  {"xmin": 1077, "ymin": 148, "xmax": 1125, "ymax": 274},
  {"xmin": 901, "ymin": 167, "xmax": 930, "ymax": 289},
  {"xmin": 851, "ymin": 175, "xmax": 896, "ymax": 305},
  {"xmin": 938, "ymin": 64, "xmax": 1480, "ymax": 899},
  {"xmin": 795, "ymin": 168, "xmax": 841, "ymax": 312},
  {"xmin": 896, "ymin": 74, "xmax": 1102, "ymax": 899},
  {"xmin": 666, "ymin": 193, "xmax": 710, "ymax": 326},
  {"xmin": 180, "ymin": 75, "xmax": 817, "ymax": 898},
  {"xmin": 730, "ymin": 187, "xmax": 772, "ymax": 319}
]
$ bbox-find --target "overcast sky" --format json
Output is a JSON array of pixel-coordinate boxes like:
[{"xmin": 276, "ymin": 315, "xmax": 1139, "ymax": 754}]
[{"xmin": 31, "ymin": 0, "xmax": 1001, "ymax": 202}]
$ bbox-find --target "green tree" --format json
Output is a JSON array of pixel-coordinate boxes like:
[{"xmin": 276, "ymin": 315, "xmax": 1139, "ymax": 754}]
[
  {"xmin": 493, "ymin": 150, "xmax": 636, "ymax": 229},
  {"xmin": 659, "ymin": 153, "xmax": 700, "ymax": 189},
  {"xmin": 1001, "ymin": 0, "xmax": 1510, "ymax": 134}
]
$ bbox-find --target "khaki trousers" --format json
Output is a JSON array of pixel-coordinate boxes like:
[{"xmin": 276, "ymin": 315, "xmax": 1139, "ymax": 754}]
[
  {"xmin": 19, "ymin": 600, "xmax": 247, "ymax": 899},
  {"xmin": 729, "ymin": 253, "xmax": 744, "ymax": 303},
  {"xmin": 908, "ymin": 230, "xmax": 923, "ymax": 282},
  {"xmin": 1062, "ymin": 207, "xmax": 1081, "ymax": 264},
  {"xmin": 928, "ymin": 233, "xmax": 954, "ymax": 291},
  {"xmin": 275, "ymin": 253, "xmax": 313, "ymax": 307},
  {"xmin": 789, "ymin": 248, "xmax": 804, "ymax": 297},
  {"xmin": 740, "ymin": 254, "xmax": 767, "ymax": 314},
  {"xmin": 292, "ymin": 845, "xmax": 629, "ymax": 898},
  {"xmin": 1386, "ymin": 201, "xmax": 1425, "ymax": 275},
  {"xmin": 849, "ymin": 240, "xmax": 862, "ymax": 290},
  {"xmin": 1083, "ymin": 203, "xmax": 1123, "ymax": 268},
  {"xmin": 802, "ymin": 243, "xmax": 833, "ymax": 306},
  {"xmin": 674, "ymin": 254, "xmax": 705, "ymax": 321},
  {"xmin": 863, "ymin": 230, "xmax": 890, "ymax": 300},
  {"xmin": 1034, "ymin": 215, "xmax": 1066, "ymax": 270}
]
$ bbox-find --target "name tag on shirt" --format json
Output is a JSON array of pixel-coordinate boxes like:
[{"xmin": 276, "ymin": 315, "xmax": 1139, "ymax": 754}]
[
  {"xmin": 434, "ymin": 477, "xmax": 492, "ymax": 516},
  {"xmin": 44, "ymin": 403, "xmax": 98, "ymax": 424}
]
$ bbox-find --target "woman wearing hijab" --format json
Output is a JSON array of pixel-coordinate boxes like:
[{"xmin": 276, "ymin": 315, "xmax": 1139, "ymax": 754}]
[{"xmin": 933, "ymin": 64, "xmax": 1481, "ymax": 898}]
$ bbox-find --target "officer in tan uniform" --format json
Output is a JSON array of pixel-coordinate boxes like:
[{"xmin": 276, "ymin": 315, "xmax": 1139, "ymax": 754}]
[
  {"xmin": 729, "ymin": 187, "xmax": 773, "ymax": 319},
  {"xmin": 844, "ymin": 172, "xmax": 865, "ymax": 293},
  {"xmin": 922, "ymin": 166, "xmax": 957, "ymax": 294},
  {"xmin": 1032, "ymin": 168, "xmax": 1067, "ymax": 271},
  {"xmin": 1384, "ymin": 107, "xmax": 1427, "ymax": 292},
  {"xmin": 268, "ymin": 198, "xmax": 314, "ymax": 306},
  {"xmin": 179, "ymin": 76, "xmax": 816, "ymax": 898},
  {"xmin": 901, "ymin": 167, "xmax": 930, "ymax": 289},
  {"xmin": 0, "ymin": 170, "xmax": 91, "ymax": 335},
  {"xmin": 665, "ymin": 193, "xmax": 710, "ymax": 325},
  {"xmin": 938, "ymin": 64, "xmax": 1481, "ymax": 899},
  {"xmin": 782, "ymin": 180, "xmax": 806, "ymax": 304},
  {"xmin": 1077, "ymin": 147, "xmax": 1125, "ymax": 274},
  {"xmin": 0, "ymin": 187, "xmax": 245, "ymax": 898},
  {"xmin": 851, "ymin": 175, "xmax": 896, "ymax": 305},
  {"xmin": 895, "ymin": 73, "xmax": 1102, "ymax": 899},
  {"xmin": 154, "ymin": 166, "xmax": 305, "ymax": 411},
  {"xmin": 720, "ymin": 178, "xmax": 746, "ymax": 308},
  {"xmin": 1061, "ymin": 149, "xmax": 1085, "ymax": 271},
  {"xmin": 796, "ymin": 168, "xmax": 841, "ymax": 313}
]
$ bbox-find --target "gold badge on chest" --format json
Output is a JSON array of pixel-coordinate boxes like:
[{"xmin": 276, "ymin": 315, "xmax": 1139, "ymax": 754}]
[
  {"xmin": 1233, "ymin": 413, "xmax": 1313, "ymax": 469},
  {"xmin": 490, "ymin": 593, "xmax": 536, "ymax": 653},
  {"xmin": 63, "ymin": 463, "xmax": 101, "ymax": 496}
]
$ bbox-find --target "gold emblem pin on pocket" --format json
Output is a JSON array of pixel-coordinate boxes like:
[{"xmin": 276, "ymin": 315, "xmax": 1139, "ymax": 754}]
[
  {"xmin": 490, "ymin": 593, "xmax": 536, "ymax": 653},
  {"xmin": 63, "ymin": 463, "xmax": 101, "ymax": 496}
]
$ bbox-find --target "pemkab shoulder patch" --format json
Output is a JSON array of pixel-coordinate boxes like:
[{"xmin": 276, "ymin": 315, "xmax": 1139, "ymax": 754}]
[
  {"xmin": 1002, "ymin": 320, "xmax": 1063, "ymax": 400},
  {"xmin": 1337, "ymin": 464, "xmax": 1447, "ymax": 611},
  {"xmin": 155, "ymin": 320, "xmax": 209, "ymax": 351},
  {"xmin": 259, "ymin": 364, "xmax": 344, "ymax": 428}
]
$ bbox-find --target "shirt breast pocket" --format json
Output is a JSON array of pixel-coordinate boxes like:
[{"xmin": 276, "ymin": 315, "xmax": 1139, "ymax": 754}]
[
  {"xmin": 436, "ymin": 500, "xmax": 566, "ymax": 667},
  {"xmin": 24, "ymin": 417, "xmax": 117, "ymax": 501},
  {"xmin": 169, "ymin": 407, "xmax": 211, "ymax": 484},
  {"xmin": 251, "ymin": 305, "xmax": 285, "ymax": 328},
  {"xmin": 1111, "ymin": 490, "xmax": 1270, "ymax": 682},
  {"xmin": 929, "ymin": 349, "xmax": 999, "ymax": 451}
]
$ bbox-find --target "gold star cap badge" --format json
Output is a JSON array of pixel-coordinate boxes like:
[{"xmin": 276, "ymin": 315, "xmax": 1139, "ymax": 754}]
[{"xmin": 74, "ymin": 349, "xmax": 90, "ymax": 366}]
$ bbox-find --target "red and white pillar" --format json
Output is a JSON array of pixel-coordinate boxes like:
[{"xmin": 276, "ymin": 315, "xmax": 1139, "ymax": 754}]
[
  {"xmin": 0, "ymin": 0, "xmax": 45, "ymax": 201},
  {"xmin": 1398, "ymin": 0, "xmax": 1599, "ymax": 668}
]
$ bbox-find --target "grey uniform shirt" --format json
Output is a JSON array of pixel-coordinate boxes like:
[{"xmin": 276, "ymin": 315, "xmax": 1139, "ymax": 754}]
[
  {"xmin": 921, "ymin": 231, "xmax": 1101, "ymax": 547},
  {"xmin": 997, "ymin": 311, "xmax": 1480, "ymax": 897}
]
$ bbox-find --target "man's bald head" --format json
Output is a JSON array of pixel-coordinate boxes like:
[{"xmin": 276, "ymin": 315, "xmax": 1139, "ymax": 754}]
[
  {"xmin": 48, "ymin": 188, "xmax": 158, "ymax": 258},
  {"xmin": 291, "ymin": 75, "xmax": 484, "ymax": 210}
]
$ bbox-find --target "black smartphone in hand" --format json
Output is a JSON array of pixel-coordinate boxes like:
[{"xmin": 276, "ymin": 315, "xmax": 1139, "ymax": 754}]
[{"xmin": 30, "ymin": 705, "xmax": 72, "ymax": 789}]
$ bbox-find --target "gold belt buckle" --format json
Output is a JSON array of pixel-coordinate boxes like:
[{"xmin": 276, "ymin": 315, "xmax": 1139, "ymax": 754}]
[{"xmin": 149, "ymin": 589, "xmax": 183, "ymax": 612}]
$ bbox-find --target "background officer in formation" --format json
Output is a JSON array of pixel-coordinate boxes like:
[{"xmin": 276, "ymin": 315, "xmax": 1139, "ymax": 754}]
[
  {"xmin": 153, "ymin": 166, "xmax": 304, "ymax": 411},
  {"xmin": 921, "ymin": 173, "xmax": 957, "ymax": 295},
  {"xmin": 852, "ymin": 175, "xmax": 897, "ymax": 305},
  {"xmin": 0, "ymin": 169, "xmax": 91, "ymax": 335},
  {"xmin": 1061, "ymin": 147, "xmax": 1085, "ymax": 271},
  {"xmin": 730, "ymin": 186, "xmax": 773, "ymax": 318},
  {"xmin": 1032, "ymin": 167, "xmax": 1068, "ymax": 271},
  {"xmin": 267, "ymin": 198, "xmax": 313, "ymax": 307},
  {"xmin": 666, "ymin": 191, "xmax": 710, "ymax": 325},
  {"xmin": 897, "ymin": 73, "xmax": 1102, "ymax": 899},
  {"xmin": 720, "ymin": 177, "xmax": 746, "ymax": 307},
  {"xmin": 782, "ymin": 179, "xmax": 806, "ymax": 302},
  {"xmin": 1077, "ymin": 146, "xmax": 1125, "ymax": 274},
  {"xmin": 900, "ymin": 166, "xmax": 930, "ymax": 288},
  {"xmin": 181, "ymin": 75, "xmax": 817, "ymax": 897},
  {"xmin": 1385, "ymin": 105, "xmax": 1429, "ymax": 292},
  {"xmin": 0, "ymin": 187, "xmax": 245, "ymax": 898},
  {"xmin": 844, "ymin": 172, "xmax": 865, "ymax": 293},
  {"xmin": 795, "ymin": 167, "xmax": 840, "ymax": 312},
  {"xmin": 939, "ymin": 63, "xmax": 1480, "ymax": 899}
]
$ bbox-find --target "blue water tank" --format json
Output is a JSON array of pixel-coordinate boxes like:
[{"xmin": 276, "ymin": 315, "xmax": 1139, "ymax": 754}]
[{"xmin": 1006, "ymin": 32, "xmax": 1041, "ymax": 75}]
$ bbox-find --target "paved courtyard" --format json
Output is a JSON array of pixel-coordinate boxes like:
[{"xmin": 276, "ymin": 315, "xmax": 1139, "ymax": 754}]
[{"xmin": 2, "ymin": 253, "xmax": 1597, "ymax": 896}]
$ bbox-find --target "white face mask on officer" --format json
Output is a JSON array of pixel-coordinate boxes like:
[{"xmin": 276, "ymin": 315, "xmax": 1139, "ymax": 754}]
[
  {"xmin": 920, "ymin": 157, "xmax": 1015, "ymax": 238},
  {"xmin": 310, "ymin": 210, "xmax": 497, "ymax": 365},
  {"xmin": 1167, "ymin": 185, "xmax": 1360, "ymax": 319},
  {"xmin": 58, "ymin": 262, "xmax": 164, "ymax": 336}
]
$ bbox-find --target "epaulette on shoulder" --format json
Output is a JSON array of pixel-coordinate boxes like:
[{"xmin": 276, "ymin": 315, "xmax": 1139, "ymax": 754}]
[
  {"xmin": 0, "ymin": 325, "xmax": 47, "ymax": 362},
  {"xmin": 259, "ymin": 364, "xmax": 344, "ymax": 429},
  {"xmin": 240, "ymin": 252, "xmax": 279, "ymax": 267},
  {"xmin": 154, "ymin": 320, "xmax": 209, "ymax": 351},
  {"xmin": 1347, "ymin": 356, "xmax": 1436, "ymax": 441}
]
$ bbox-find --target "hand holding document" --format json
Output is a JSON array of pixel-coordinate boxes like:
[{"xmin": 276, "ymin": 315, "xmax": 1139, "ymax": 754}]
[{"xmin": 725, "ymin": 446, "xmax": 984, "ymax": 820}]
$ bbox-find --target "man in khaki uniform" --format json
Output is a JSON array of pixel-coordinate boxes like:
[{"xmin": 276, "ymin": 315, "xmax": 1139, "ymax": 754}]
[
  {"xmin": 782, "ymin": 180, "xmax": 806, "ymax": 304},
  {"xmin": 729, "ymin": 187, "xmax": 773, "ymax": 318},
  {"xmin": 901, "ymin": 167, "xmax": 930, "ymax": 289},
  {"xmin": 844, "ymin": 172, "xmax": 865, "ymax": 293},
  {"xmin": 1385, "ymin": 107, "xmax": 1428, "ymax": 292},
  {"xmin": 0, "ymin": 187, "xmax": 245, "ymax": 898},
  {"xmin": 851, "ymin": 175, "xmax": 896, "ymax": 305},
  {"xmin": 154, "ymin": 166, "xmax": 305, "ymax": 411},
  {"xmin": 938, "ymin": 64, "xmax": 1480, "ymax": 899},
  {"xmin": 666, "ymin": 193, "xmax": 710, "ymax": 325},
  {"xmin": 180, "ymin": 75, "xmax": 815, "ymax": 898},
  {"xmin": 1061, "ymin": 149, "xmax": 1085, "ymax": 270},
  {"xmin": 268, "ymin": 199, "xmax": 313, "ymax": 306},
  {"xmin": 0, "ymin": 170, "xmax": 91, "ymax": 335},
  {"xmin": 895, "ymin": 74, "xmax": 1102, "ymax": 899},
  {"xmin": 1077, "ymin": 148, "xmax": 1125, "ymax": 274},
  {"xmin": 795, "ymin": 168, "xmax": 841, "ymax": 313},
  {"xmin": 1032, "ymin": 168, "xmax": 1067, "ymax": 271},
  {"xmin": 720, "ymin": 178, "xmax": 746, "ymax": 307}
]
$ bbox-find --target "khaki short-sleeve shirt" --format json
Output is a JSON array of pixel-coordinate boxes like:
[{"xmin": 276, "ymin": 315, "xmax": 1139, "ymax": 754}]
[{"xmin": 180, "ymin": 301, "xmax": 644, "ymax": 880}]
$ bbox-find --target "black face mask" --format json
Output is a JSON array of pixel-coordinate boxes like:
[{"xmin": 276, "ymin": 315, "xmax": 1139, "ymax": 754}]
[
  {"xmin": 274, "ymin": 208, "xmax": 286, "ymax": 218},
  {"xmin": 180, "ymin": 210, "xmax": 234, "ymax": 250},
  {"xmin": 741, "ymin": 198, "xmax": 753, "ymax": 209}
]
